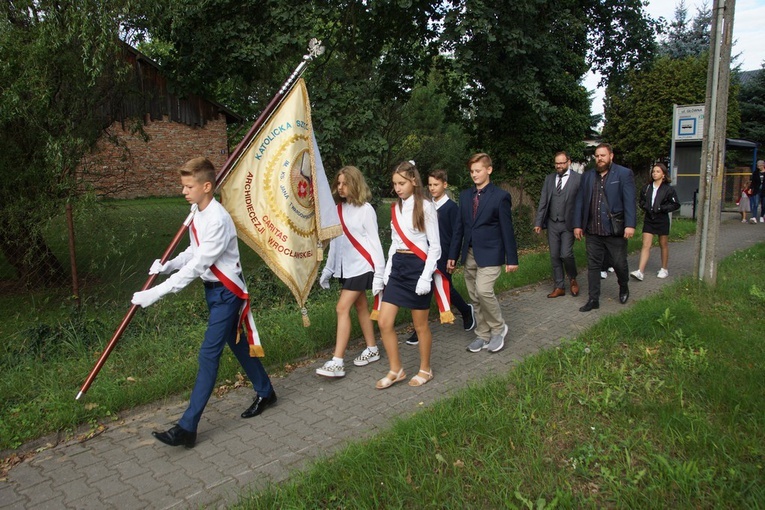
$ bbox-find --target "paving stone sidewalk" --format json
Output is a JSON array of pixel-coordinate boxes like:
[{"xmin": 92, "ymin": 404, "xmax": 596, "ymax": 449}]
[{"xmin": 2, "ymin": 217, "xmax": 763, "ymax": 509}]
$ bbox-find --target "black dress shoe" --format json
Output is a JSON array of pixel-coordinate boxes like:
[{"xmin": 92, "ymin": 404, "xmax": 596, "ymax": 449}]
[
  {"xmin": 152, "ymin": 425, "xmax": 196, "ymax": 448},
  {"xmin": 579, "ymin": 299, "xmax": 600, "ymax": 312},
  {"xmin": 619, "ymin": 286, "xmax": 629, "ymax": 304},
  {"xmin": 241, "ymin": 391, "xmax": 277, "ymax": 419}
]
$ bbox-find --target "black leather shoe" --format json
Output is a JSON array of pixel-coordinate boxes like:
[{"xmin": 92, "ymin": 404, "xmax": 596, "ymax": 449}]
[
  {"xmin": 619, "ymin": 286, "xmax": 629, "ymax": 304},
  {"xmin": 152, "ymin": 425, "xmax": 196, "ymax": 448},
  {"xmin": 241, "ymin": 391, "xmax": 277, "ymax": 419},
  {"xmin": 579, "ymin": 299, "xmax": 599, "ymax": 312}
]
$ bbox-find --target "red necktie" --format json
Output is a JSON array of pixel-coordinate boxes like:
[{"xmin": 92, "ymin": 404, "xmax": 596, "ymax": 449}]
[{"xmin": 473, "ymin": 190, "xmax": 480, "ymax": 219}]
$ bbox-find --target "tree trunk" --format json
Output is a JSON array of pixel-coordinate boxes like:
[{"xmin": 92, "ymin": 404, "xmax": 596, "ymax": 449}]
[{"xmin": 0, "ymin": 228, "xmax": 68, "ymax": 288}]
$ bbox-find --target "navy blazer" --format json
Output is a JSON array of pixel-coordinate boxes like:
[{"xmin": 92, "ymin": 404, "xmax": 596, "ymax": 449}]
[
  {"xmin": 574, "ymin": 163, "xmax": 636, "ymax": 234},
  {"xmin": 534, "ymin": 170, "xmax": 581, "ymax": 231},
  {"xmin": 449, "ymin": 182, "xmax": 519, "ymax": 267},
  {"xmin": 436, "ymin": 199, "xmax": 458, "ymax": 274}
]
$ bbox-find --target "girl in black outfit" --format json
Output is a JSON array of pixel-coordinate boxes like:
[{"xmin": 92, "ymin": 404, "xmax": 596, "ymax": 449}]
[{"xmin": 630, "ymin": 163, "xmax": 681, "ymax": 281}]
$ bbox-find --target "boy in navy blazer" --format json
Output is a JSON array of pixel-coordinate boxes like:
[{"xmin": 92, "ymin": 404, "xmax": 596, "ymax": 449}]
[{"xmin": 448, "ymin": 153, "xmax": 518, "ymax": 354}]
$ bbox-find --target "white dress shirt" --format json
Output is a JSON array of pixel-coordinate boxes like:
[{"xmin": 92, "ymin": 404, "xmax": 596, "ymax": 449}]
[
  {"xmin": 324, "ymin": 202, "xmax": 385, "ymax": 279},
  {"xmin": 385, "ymin": 195, "xmax": 440, "ymax": 282},
  {"xmin": 650, "ymin": 183, "xmax": 660, "ymax": 209},
  {"xmin": 156, "ymin": 198, "xmax": 241, "ymax": 295},
  {"xmin": 433, "ymin": 194, "xmax": 450, "ymax": 210}
]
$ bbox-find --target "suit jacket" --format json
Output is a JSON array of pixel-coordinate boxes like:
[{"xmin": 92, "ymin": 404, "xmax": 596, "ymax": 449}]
[
  {"xmin": 449, "ymin": 182, "xmax": 519, "ymax": 267},
  {"xmin": 436, "ymin": 198, "xmax": 458, "ymax": 274},
  {"xmin": 638, "ymin": 182, "xmax": 680, "ymax": 218},
  {"xmin": 574, "ymin": 163, "xmax": 636, "ymax": 234},
  {"xmin": 534, "ymin": 169, "xmax": 581, "ymax": 231}
]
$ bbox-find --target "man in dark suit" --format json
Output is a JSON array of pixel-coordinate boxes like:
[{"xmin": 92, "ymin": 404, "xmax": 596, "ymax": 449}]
[
  {"xmin": 573, "ymin": 143, "xmax": 636, "ymax": 312},
  {"xmin": 448, "ymin": 153, "xmax": 518, "ymax": 354},
  {"xmin": 534, "ymin": 151, "xmax": 581, "ymax": 298}
]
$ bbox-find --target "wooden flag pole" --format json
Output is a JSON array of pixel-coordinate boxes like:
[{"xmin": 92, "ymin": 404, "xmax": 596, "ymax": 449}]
[{"xmin": 76, "ymin": 40, "xmax": 325, "ymax": 400}]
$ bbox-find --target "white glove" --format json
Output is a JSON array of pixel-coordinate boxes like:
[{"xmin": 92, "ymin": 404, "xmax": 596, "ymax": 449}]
[
  {"xmin": 131, "ymin": 287, "xmax": 163, "ymax": 308},
  {"xmin": 372, "ymin": 275, "xmax": 384, "ymax": 296},
  {"xmin": 319, "ymin": 269, "xmax": 332, "ymax": 290},
  {"xmin": 415, "ymin": 277, "xmax": 432, "ymax": 296},
  {"xmin": 149, "ymin": 258, "xmax": 180, "ymax": 275}
]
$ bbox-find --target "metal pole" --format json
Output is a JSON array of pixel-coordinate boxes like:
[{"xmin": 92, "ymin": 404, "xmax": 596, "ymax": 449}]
[
  {"xmin": 76, "ymin": 40, "xmax": 325, "ymax": 400},
  {"xmin": 66, "ymin": 201, "xmax": 80, "ymax": 307}
]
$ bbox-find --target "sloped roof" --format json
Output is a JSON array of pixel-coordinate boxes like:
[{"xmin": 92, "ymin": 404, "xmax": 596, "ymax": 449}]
[{"xmin": 119, "ymin": 43, "xmax": 243, "ymax": 127}]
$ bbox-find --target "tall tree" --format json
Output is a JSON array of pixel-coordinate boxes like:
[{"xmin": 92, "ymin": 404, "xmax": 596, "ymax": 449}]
[
  {"xmin": 0, "ymin": 0, "xmax": 132, "ymax": 286},
  {"xmin": 135, "ymin": 0, "xmax": 446, "ymax": 190},
  {"xmin": 602, "ymin": 5, "xmax": 740, "ymax": 175},
  {"xmin": 438, "ymin": 0, "xmax": 641, "ymax": 186},
  {"xmin": 738, "ymin": 65, "xmax": 765, "ymax": 149},
  {"xmin": 657, "ymin": 0, "xmax": 712, "ymax": 59}
]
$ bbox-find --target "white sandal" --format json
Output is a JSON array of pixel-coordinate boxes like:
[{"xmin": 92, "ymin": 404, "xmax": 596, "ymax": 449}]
[
  {"xmin": 408, "ymin": 369, "xmax": 433, "ymax": 387},
  {"xmin": 376, "ymin": 368, "xmax": 406, "ymax": 389}
]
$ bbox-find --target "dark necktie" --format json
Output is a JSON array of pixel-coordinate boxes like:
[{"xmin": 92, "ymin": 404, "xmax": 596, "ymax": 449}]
[
  {"xmin": 473, "ymin": 190, "xmax": 480, "ymax": 219},
  {"xmin": 556, "ymin": 175, "xmax": 563, "ymax": 194}
]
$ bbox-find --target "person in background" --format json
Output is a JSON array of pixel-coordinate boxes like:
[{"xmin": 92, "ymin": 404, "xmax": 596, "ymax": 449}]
[
  {"xmin": 534, "ymin": 151, "xmax": 581, "ymax": 298},
  {"xmin": 573, "ymin": 143, "xmax": 636, "ymax": 312},
  {"xmin": 316, "ymin": 166, "xmax": 385, "ymax": 378},
  {"xmin": 754, "ymin": 160, "xmax": 765, "ymax": 223},
  {"xmin": 738, "ymin": 179, "xmax": 752, "ymax": 224},
  {"xmin": 630, "ymin": 163, "xmax": 680, "ymax": 281}
]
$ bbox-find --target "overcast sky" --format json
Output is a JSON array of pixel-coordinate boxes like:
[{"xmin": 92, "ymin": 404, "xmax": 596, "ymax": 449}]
[{"xmin": 586, "ymin": 0, "xmax": 764, "ymax": 117}]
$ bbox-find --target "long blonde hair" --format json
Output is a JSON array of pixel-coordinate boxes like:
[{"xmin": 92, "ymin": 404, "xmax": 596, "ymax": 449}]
[
  {"xmin": 393, "ymin": 161, "xmax": 425, "ymax": 232},
  {"xmin": 332, "ymin": 165, "xmax": 371, "ymax": 206}
]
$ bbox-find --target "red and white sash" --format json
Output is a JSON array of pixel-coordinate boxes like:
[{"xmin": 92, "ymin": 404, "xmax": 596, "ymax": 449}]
[
  {"xmin": 337, "ymin": 204, "xmax": 383, "ymax": 320},
  {"xmin": 390, "ymin": 203, "xmax": 454, "ymax": 324},
  {"xmin": 191, "ymin": 221, "xmax": 264, "ymax": 358}
]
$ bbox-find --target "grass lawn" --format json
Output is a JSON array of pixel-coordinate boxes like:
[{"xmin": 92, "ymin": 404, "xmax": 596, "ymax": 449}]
[{"xmin": 232, "ymin": 242, "xmax": 765, "ymax": 509}]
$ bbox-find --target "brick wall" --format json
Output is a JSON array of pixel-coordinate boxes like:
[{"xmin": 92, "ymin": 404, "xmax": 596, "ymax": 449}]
[{"xmin": 80, "ymin": 114, "xmax": 230, "ymax": 199}]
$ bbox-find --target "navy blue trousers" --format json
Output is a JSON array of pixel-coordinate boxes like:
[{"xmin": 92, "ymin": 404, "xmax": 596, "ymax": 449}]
[{"xmin": 178, "ymin": 286, "xmax": 273, "ymax": 433}]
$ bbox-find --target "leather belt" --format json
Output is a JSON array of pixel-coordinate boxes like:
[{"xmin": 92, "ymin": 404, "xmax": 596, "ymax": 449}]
[{"xmin": 396, "ymin": 249, "xmax": 415, "ymax": 254}]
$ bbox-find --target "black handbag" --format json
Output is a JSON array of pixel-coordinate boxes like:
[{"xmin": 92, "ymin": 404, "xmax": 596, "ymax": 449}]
[{"xmin": 600, "ymin": 182, "xmax": 624, "ymax": 237}]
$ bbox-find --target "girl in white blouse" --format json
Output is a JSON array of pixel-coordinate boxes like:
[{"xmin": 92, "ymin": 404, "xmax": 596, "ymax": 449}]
[
  {"xmin": 317, "ymin": 166, "xmax": 385, "ymax": 378},
  {"xmin": 376, "ymin": 161, "xmax": 440, "ymax": 389}
]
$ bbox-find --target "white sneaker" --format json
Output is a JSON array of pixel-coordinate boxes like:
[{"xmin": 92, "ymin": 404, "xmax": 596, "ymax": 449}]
[
  {"xmin": 657, "ymin": 268, "xmax": 669, "ymax": 279},
  {"xmin": 600, "ymin": 271, "xmax": 608, "ymax": 279},
  {"xmin": 316, "ymin": 359, "xmax": 345, "ymax": 377},
  {"xmin": 353, "ymin": 348, "xmax": 380, "ymax": 366},
  {"xmin": 630, "ymin": 270, "xmax": 644, "ymax": 281},
  {"xmin": 761, "ymin": 217, "xmax": 765, "ymax": 223},
  {"xmin": 608, "ymin": 267, "xmax": 615, "ymax": 273},
  {"xmin": 750, "ymin": 217, "xmax": 758, "ymax": 224},
  {"xmin": 742, "ymin": 219, "xmax": 748, "ymax": 223}
]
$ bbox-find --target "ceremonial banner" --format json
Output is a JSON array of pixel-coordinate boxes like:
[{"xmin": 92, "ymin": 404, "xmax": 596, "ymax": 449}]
[{"xmin": 219, "ymin": 79, "xmax": 341, "ymax": 321}]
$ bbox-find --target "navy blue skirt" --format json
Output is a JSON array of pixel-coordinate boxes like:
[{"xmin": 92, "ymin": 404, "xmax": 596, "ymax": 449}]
[{"xmin": 382, "ymin": 253, "xmax": 433, "ymax": 310}]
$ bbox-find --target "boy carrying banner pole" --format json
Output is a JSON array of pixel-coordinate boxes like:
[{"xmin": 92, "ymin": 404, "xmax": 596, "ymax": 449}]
[{"xmin": 131, "ymin": 158, "xmax": 276, "ymax": 447}]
